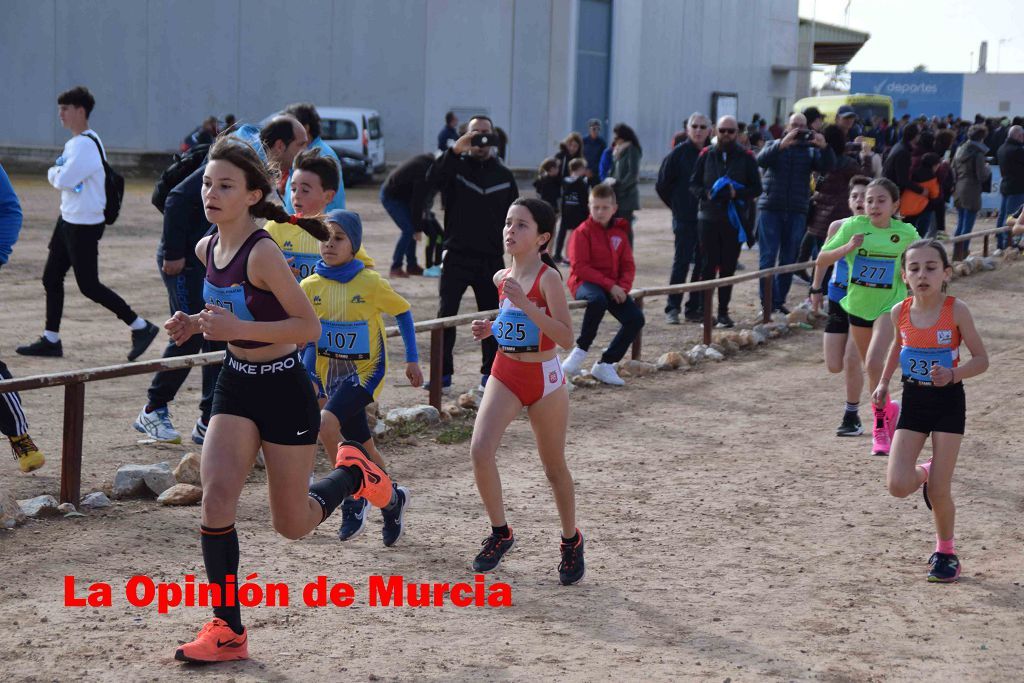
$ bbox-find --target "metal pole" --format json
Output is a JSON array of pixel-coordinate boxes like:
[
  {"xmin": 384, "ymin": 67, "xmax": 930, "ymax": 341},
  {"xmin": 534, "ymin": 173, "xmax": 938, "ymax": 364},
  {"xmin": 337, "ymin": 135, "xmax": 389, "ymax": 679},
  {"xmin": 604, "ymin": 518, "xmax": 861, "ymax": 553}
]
[
  {"xmin": 630, "ymin": 295, "xmax": 644, "ymax": 360},
  {"xmin": 60, "ymin": 382, "xmax": 85, "ymax": 507},
  {"xmin": 703, "ymin": 289, "xmax": 714, "ymax": 345},
  {"xmin": 428, "ymin": 328, "xmax": 443, "ymax": 410},
  {"xmin": 761, "ymin": 275, "xmax": 773, "ymax": 324},
  {"xmin": 984, "ymin": 234, "xmax": 990, "ymax": 257}
]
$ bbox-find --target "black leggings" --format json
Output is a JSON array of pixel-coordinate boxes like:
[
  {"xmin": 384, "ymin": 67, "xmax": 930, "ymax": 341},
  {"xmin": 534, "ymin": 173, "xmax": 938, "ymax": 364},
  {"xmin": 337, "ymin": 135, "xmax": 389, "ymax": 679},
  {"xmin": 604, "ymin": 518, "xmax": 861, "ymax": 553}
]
[
  {"xmin": 698, "ymin": 219, "xmax": 741, "ymax": 315},
  {"xmin": 42, "ymin": 218, "xmax": 137, "ymax": 332}
]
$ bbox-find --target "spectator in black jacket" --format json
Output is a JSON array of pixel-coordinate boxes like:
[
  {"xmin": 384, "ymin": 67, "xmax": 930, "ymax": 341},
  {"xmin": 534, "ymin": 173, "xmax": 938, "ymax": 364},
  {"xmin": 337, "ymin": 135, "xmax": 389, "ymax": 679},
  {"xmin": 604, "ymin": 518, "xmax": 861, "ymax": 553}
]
[
  {"xmin": 656, "ymin": 112, "xmax": 710, "ymax": 323},
  {"xmin": 756, "ymin": 112, "xmax": 835, "ymax": 313},
  {"xmin": 997, "ymin": 125, "xmax": 1024, "ymax": 249},
  {"xmin": 882, "ymin": 123, "xmax": 921, "ymax": 195},
  {"xmin": 689, "ymin": 115, "xmax": 762, "ymax": 328},
  {"xmin": 381, "ymin": 152, "xmax": 436, "ymax": 277},
  {"xmin": 426, "ymin": 115, "xmax": 518, "ymax": 391}
]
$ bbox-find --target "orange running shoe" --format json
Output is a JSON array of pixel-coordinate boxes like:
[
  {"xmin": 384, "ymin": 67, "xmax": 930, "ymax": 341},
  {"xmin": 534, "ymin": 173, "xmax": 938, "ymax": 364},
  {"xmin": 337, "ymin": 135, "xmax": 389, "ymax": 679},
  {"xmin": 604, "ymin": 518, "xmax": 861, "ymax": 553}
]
[
  {"xmin": 174, "ymin": 618, "xmax": 248, "ymax": 663},
  {"xmin": 335, "ymin": 441, "xmax": 393, "ymax": 508}
]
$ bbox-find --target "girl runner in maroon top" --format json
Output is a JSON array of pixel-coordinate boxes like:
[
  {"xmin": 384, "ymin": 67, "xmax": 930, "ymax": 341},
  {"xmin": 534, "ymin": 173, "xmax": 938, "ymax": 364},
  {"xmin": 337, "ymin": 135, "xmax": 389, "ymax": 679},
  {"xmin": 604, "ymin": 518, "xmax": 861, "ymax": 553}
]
[{"xmin": 164, "ymin": 135, "xmax": 396, "ymax": 664}]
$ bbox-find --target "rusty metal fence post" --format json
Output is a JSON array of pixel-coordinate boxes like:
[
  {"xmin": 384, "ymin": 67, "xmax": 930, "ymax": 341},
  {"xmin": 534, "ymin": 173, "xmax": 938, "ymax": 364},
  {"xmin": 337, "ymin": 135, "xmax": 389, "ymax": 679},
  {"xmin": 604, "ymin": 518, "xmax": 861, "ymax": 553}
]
[
  {"xmin": 761, "ymin": 275, "xmax": 773, "ymax": 324},
  {"xmin": 702, "ymin": 289, "xmax": 714, "ymax": 344},
  {"xmin": 630, "ymin": 294, "xmax": 644, "ymax": 360},
  {"xmin": 60, "ymin": 382, "xmax": 85, "ymax": 507},
  {"xmin": 428, "ymin": 328, "xmax": 443, "ymax": 410}
]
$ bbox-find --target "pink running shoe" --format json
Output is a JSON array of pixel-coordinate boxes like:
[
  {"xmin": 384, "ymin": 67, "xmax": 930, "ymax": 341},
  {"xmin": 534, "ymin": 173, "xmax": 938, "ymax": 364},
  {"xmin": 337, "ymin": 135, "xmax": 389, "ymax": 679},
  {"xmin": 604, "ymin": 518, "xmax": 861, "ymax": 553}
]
[
  {"xmin": 884, "ymin": 399, "xmax": 901, "ymax": 440},
  {"xmin": 871, "ymin": 406, "xmax": 891, "ymax": 456}
]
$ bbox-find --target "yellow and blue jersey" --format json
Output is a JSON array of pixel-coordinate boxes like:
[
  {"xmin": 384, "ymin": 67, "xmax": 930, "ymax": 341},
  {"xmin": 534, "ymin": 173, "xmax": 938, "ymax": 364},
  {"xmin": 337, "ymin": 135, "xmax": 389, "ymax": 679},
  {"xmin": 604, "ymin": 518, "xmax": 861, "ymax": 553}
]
[
  {"xmin": 300, "ymin": 269, "xmax": 410, "ymax": 401},
  {"xmin": 265, "ymin": 220, "xmax": 375, "ymax": 280}
]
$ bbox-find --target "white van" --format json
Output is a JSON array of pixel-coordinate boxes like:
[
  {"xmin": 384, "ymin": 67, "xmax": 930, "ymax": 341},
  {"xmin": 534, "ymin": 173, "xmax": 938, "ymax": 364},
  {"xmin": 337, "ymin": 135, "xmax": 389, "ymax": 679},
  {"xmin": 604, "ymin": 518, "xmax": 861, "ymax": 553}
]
[{"xmin": 317, "ymin": 107, "xmax": 385, "ymax": 174}]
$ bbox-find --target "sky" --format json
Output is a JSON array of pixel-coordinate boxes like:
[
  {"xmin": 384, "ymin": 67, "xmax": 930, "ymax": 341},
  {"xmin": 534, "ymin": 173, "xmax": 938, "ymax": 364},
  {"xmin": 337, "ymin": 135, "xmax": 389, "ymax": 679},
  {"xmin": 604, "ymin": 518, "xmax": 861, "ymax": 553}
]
[{"xmin": 799, "ymin": 0, "xmax": 1024, "ymax": 76}]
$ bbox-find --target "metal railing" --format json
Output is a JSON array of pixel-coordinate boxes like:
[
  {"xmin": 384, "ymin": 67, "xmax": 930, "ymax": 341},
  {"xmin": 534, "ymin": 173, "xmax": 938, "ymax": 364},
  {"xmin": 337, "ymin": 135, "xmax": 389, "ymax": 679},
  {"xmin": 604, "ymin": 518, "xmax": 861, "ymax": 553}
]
[{"xmin": 1, "ymin": 225, "xmax": 1013, "ymax": 506}]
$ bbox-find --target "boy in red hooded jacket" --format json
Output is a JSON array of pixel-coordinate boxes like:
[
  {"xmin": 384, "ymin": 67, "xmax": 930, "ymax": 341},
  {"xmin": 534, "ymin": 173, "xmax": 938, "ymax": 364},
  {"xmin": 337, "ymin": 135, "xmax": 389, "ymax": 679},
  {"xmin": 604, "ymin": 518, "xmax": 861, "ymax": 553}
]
[{"xmin": 560, "ymin": 183, "xmax": 645, "ymax": 386}]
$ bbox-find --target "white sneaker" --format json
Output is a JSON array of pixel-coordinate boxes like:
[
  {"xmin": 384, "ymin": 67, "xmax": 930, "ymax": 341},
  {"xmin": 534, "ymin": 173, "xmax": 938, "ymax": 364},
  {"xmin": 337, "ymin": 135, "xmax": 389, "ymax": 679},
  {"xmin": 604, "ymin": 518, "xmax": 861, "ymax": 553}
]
[
  {"xmin": 133, "ymin": 405, "xmax": 182, "ymax": 444},
  {"xmin": 561, "ymin": 347, "xmax": 588, "ymax": 376},
  {"xmin": 590, "ymin": 361, "xmax": 625, "ymax": 386}
]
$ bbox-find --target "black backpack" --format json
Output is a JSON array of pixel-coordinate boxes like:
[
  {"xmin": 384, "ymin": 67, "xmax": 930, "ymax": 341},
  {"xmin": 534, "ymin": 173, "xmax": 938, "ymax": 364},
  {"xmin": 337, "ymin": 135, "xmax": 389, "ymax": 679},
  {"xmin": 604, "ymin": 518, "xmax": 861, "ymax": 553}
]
[
  {"xmin": 151, "ymin": 143, "xmax": 210, "ymax": 213},
  {"xmin": 81, "ymin": 133, "xmax": 124, "ymax": 225}
]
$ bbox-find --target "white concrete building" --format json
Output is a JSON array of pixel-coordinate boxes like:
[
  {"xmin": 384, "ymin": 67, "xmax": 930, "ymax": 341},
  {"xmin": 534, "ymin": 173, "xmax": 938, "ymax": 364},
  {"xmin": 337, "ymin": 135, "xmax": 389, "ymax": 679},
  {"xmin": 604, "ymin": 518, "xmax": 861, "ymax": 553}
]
[{"xmin": 0, "ymin": 0, "xmax": 801, "ymax": 171}]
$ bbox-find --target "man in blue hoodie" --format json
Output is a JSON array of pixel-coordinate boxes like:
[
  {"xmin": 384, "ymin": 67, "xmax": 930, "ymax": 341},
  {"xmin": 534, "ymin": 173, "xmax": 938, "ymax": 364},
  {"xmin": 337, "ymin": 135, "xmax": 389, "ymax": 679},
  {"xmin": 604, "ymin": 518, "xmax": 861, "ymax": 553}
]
[{"xmin": 756, "ymin": 112, "xmax": 834, "ymax": 314}]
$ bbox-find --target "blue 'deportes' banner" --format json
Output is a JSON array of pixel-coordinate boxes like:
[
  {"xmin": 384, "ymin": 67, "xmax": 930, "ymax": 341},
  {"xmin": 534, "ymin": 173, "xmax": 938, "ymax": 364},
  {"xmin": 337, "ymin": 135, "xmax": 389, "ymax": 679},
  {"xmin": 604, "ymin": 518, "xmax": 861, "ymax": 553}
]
[{"xmin": 851, "ymin": 72, "xmax": 964, "ymax": 119}]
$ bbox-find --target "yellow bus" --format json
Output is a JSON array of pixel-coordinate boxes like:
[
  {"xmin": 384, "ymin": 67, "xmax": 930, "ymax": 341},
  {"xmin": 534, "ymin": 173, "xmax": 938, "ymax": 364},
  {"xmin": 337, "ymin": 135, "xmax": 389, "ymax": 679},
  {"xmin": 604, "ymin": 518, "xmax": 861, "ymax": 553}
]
[{"xmin": 793, "ymin": 94, "xmax": 893, "ymax": 126}]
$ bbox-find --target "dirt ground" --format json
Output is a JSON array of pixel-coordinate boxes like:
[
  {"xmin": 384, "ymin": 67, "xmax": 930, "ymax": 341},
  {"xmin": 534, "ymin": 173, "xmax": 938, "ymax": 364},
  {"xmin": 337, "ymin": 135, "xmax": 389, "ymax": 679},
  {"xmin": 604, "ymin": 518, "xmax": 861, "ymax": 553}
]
[{"xmin": 1, "ymin": 173, "xmax": 1022, "ymax": 682}]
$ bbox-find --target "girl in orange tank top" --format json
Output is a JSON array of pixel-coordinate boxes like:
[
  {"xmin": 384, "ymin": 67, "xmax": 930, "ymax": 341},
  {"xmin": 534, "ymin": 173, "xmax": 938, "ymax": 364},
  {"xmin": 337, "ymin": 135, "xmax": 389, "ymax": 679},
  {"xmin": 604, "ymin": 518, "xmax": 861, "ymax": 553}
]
[
  {"xmin": 469, "ymin": 198, "xmax": 586, "ymax": 585},
  {"xmin": 873, "ymin": 240, "xmax": 989, "ymax": 584}
]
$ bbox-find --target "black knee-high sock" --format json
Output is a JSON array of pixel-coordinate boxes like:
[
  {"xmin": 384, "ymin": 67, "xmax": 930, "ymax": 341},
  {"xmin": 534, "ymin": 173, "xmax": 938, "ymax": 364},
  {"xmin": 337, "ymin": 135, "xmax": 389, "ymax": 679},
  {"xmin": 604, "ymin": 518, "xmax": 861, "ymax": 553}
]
[
  {"xmin": 308, "ymin": 466, "xmax": 363, "ymax": 523},
  {"xmin": 200, "ymin": 524, "xmax": 242, "ymax": 634}
]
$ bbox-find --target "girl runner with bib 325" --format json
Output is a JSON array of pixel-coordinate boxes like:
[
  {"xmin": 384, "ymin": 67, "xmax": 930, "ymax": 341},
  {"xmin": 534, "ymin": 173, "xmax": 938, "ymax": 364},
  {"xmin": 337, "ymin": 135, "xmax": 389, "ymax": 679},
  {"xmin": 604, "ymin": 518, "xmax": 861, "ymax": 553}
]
[
  {"xmin": 469, "ymin": 197, "xmax": 585, "ymax": 585},
  {"xmin": 811, "ymin": 178, "xmax": 918, "ymax": 456},
  {"xmin": 874, "ymin": 239, "xmax": 988, "ymax": 583}
]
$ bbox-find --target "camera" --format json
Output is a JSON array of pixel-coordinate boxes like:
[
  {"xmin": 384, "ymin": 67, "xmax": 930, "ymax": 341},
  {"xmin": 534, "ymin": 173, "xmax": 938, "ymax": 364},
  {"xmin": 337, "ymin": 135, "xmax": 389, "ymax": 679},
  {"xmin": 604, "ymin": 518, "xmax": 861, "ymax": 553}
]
[{"xmin": 470, "ymin": 133, "xmax": 497, "ymax": 148}]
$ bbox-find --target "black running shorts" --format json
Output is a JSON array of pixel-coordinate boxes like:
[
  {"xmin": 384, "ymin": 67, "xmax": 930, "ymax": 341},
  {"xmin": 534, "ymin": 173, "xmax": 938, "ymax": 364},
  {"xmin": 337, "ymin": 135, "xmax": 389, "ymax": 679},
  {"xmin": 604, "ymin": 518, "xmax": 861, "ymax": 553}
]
[
  {"xmin": 211, "ymin": 350, "xmax": 320, "ymax": 445},
  {"xmin": 896, "ymin": 380, "xmax": 966, "ymax": 435},
  {"xmin": 825, "ymin": 298, "xmax": 849, "ymax": 334}
]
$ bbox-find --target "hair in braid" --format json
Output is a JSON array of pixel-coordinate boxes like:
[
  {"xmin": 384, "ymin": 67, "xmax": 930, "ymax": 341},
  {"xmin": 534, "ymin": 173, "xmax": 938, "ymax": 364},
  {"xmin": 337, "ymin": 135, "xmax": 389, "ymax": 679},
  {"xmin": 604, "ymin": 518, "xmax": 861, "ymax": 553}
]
[{"xmin": 208, "ymin": 135, "xmax": 329, "ymax": 241}]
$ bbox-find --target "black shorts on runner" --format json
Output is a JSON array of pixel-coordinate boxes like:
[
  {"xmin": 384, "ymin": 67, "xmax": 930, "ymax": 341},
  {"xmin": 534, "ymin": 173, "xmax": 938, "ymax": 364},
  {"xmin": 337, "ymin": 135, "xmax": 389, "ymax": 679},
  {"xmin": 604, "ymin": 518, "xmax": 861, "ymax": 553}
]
[
  {"xmin": 848, "ymin": 311, "xmax": 875, "ymax": 328},
  {"xmin": 825, "ymin": 298, "xmax": 849, "ymax": 334},
  {"xmin": 211, "ymin": 350, "xmax": 320, "ymax": 445},
  {"xmin": 896, "ymin": 380, "xmax": 966, "ymax": 435}
]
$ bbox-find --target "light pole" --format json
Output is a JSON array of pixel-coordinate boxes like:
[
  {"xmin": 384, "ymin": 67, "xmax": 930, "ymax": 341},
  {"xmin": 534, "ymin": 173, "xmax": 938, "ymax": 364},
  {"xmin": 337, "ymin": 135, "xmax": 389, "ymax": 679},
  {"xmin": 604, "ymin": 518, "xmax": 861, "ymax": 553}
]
[{"xmin": 998, "ymin": 38, "xmax": 1011, "ymax": 72}]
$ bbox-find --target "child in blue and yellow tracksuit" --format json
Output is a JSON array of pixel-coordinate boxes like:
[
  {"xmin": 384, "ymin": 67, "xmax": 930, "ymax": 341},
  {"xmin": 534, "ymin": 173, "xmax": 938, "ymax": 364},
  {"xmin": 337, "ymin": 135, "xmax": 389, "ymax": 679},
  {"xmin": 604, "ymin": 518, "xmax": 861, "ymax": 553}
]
[{"xmin": 301, "ymin": 210, "xmax": 423, "ymax": 546}]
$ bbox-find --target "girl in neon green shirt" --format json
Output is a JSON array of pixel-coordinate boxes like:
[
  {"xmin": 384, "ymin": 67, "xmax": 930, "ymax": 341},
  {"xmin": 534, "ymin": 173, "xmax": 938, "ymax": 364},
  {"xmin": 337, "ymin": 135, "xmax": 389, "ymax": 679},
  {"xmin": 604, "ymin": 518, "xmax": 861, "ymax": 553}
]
[{"xmin": 812, "ymin": 178, "xmax": 918, "ymax": 456}]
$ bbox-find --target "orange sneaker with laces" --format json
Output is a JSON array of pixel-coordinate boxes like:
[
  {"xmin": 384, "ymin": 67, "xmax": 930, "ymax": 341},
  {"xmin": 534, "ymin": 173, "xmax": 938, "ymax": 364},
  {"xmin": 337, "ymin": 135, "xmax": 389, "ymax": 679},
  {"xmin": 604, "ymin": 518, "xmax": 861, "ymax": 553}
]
[
  {"xmin": 334, "ymin": 441, "xmax": 393, "ymax": 508},
  {"xmin": 174, "ymin": 618, "xmax": 248, "ymax": 663}
]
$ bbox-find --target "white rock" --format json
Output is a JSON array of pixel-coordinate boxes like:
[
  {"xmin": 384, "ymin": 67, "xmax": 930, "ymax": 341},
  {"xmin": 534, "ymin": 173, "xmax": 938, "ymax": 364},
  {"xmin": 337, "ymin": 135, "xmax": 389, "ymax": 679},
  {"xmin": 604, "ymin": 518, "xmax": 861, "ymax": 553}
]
[
  {"xmin": 174, "ymin": 452, "xmax": 201, "ymax": 486},
  {"xmin": 373, "ymin": 421, "xmax": 389, "ymax": 437},
  {"xmin": 0, "ymin": 489, "xmax": 26, "ymax": 528},
  {"xmin": 81, "ymin": 492, "xmax": 111, "ymax": 510},
  {"xmin": 704, "ymin": 347, "xmax": 725, "ymax": 362},
  {"xmin": 386, "ymin": 405, "xmax": 441, "ymax": 426},
  {"xmin": 113, "ymin": 462, "xmax": 176, "ymax": 499},
  {"xmin": 786, "ymin": 308, "xmax": 810, "ymax": 324},
  {"xmin": 980, "ymin": 256, "xmax": 996, "ymax": 271},
  {"xmin": 157, "ymin": 484, "xmax": 203, "ymax": 506},
  {"xmin": 18, "ymin": 494, "xmax": 60, "ymax": 518},
  {"xmin": 57, "ymin": 503, "xmax": 76, "ymax": 514}
]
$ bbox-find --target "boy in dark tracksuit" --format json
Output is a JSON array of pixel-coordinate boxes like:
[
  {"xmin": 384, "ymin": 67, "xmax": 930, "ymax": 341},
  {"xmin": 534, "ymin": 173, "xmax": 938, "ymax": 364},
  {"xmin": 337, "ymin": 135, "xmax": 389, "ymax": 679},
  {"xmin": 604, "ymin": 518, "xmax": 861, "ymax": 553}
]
[{"xmin": 554, "ymin": 158, "xmax": 590, "ymax": 263}]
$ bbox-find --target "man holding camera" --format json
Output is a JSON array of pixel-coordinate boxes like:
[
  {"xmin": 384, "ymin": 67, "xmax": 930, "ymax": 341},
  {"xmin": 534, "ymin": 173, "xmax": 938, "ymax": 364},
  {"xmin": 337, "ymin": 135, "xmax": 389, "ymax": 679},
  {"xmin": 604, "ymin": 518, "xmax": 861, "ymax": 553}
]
[
  {"xmin": 756, "ymin": 112, "xmax": 835, "ymax": 314},
  {"xmin": 426, "ymin": 115, "xmax": 518, "ymax": 391}
]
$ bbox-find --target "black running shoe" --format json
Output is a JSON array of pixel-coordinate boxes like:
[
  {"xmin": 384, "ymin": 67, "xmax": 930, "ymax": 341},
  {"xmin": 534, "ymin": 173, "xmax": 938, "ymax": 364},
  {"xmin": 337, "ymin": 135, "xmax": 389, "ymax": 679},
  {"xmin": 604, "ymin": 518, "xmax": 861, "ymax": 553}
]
[
  {"xmin": 836, "ymin": 411, "xmax": 863, "ymax": 437},
  {"xmin": 381, "ymin": 485, "xmax": 409, "ymax": 547},
  {"xmin": 128, "ymin": 321, "xmax": 160, "ymax": 361},
  {"xmin": 927, "ymin": 552, "xmax": 961, "ymax": 583},
  {"xmin": 774, "ymin": 304, "xmax": 791, "ymax": 315},
  {"xmin": 473, "ymin": 529, "xmax": 515, "ymax": 572},
  {"xmin": 714, "ymin": 314, "xmax": 735, "ymax": 329},
  {"xmin": 337, "ymin": 497, "xmax": 369, "ymax": 542},
  {"xmin": 558, "ymin": 529, "xmax": 586, "ymax": 585},
  {"xmin": 16, "ymin": 336, "xmax": 63, "ymax": 357}
]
